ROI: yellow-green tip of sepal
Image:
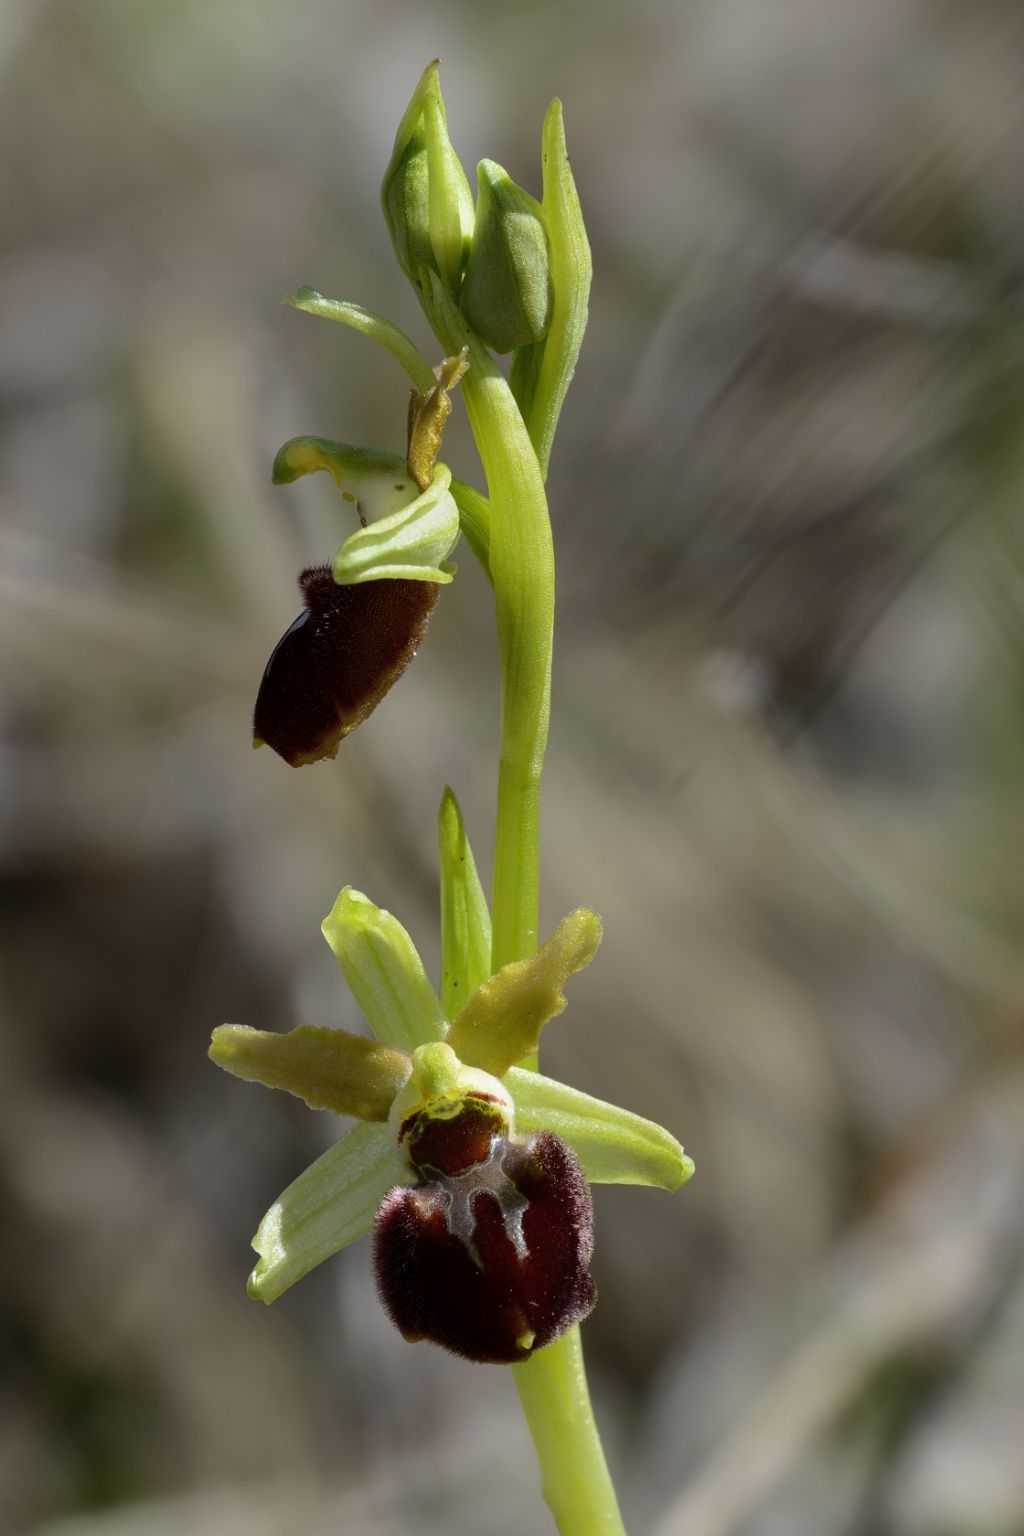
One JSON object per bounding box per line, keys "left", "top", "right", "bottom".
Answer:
{"left": 381, "top": 61, "right": 475, "bottom": 298}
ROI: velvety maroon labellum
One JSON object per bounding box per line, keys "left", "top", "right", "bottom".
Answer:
{"left": 253, "top": 566, "right": 438, "bottom": 766}
{"left": 373, "top": 1119, "right": 596, "bottom": 1365}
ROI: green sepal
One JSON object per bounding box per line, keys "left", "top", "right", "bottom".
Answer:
{"left": 332, "top": 462, "right": 459, "bottom": 586}
{"left": 381, "top": 61, "right": 474, "bottom": 299}
{"left": 506, "top": 1067, "right": 694, "bottom": 1192}
{"left": 284, "top": 287, "right": 436, "bottom": 393}
{"left": 438, "top": 785, "right": 493, "bottom": 1018}
{"left": 248, "top": 1121, "right": 403, "bottom": 1303}
{"left": 460, "top": 159, "right": 552, "bottom": 355}
{"left": 209, "top": 1023, "right": 410, "bottom": 1121}
{"left": 509, "top": 100, "right": 592, "bottom": 478}
{"left": 321, "top": 887, "right": 447, "bottom": 1055}
{"left": 446, "top": 909, "right": 602, "bottom": 1077}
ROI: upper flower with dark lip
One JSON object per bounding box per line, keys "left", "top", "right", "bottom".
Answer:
{"left": 253, "top": 436, "right": 460, "bottom": 766}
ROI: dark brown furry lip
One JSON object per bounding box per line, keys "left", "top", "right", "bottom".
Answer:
{"left": 253, "top": 566, "right": 439, "bottom": 766}
{"left": 373, "top": 1125, "right": 596, "bottom": 1365}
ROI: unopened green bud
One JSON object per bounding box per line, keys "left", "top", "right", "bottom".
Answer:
{"left": 459, "top": 159, "right": 552, "bottom": 355}
{"left": 381, "top": 61, "right": 474, "bottom": 297}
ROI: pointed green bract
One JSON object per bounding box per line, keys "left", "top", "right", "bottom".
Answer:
{"left": 506, "top": 1067, "right": 694, "bottom": 1191}
{"left": 446, "top": 908, "right": 602, "bottom": 1077}
{"left": 249, "top": 1121, "right": 403, "bottom": 1303}
{"left": 333, "top": 462, "right": 459, "bottom": 585}
{"left": 209, "top": 1023, "right": 409, "bottom": 1121}
{"left": 438, "top": 786, "right": 493, "bottom": 1018}
{"left": 509, "top": 100, "right": 592, "bottom": 478}
{"left": 460, "top": 159, "right": 552, "bottom": 355}
{"left": 321, "top": 888, "right": 447, "bottom": 1055}
{"left": 285, "top": 287, "right": 436, "bottom": 393}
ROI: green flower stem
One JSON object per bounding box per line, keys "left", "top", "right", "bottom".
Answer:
{"left": 424, "top": 276, "right": 624, "bottom": 1536}
{"left": 469, "top": 355, "right": 553, "bottom": 974}
{"left": 427, "top": 274, "right": 554, "bottom": 972}
{"left": 512, "top": 1326, "right": 627, "bottom": 1536}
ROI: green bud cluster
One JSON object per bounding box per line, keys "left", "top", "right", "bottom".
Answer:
{"left": 380, "top": 63, "right": 590, "bottom": 472}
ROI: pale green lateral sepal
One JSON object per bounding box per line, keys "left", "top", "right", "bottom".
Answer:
{"left": 321, "top": 887, "right": 447, "bottom": 1054}
{"left": 209, "top": 1024, "right": 410, "bottom": 1121}
{"left": 438, "top": 786, "right": 493, "bottom": 1018}
{"left": 333, "top": 462, "right": 459, "bottom": 586}
{"left": 248, "top": 1121, "right": 403, "bottom": 1303}
{"left": 285, "top": 287, "right": 436, "bottom": 393}
{"left": 506, "top": 1066, "right": 694, "bottom": 1192}
{"left": 446, "top": 909, "right": 602, "bottom": 1077}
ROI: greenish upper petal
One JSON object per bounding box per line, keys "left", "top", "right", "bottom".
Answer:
{"left": 505, "top": 1066, "right": 694, "bottom": 1192}
{"left": 209, "top": 1023, "right": 410, "bottom": 1121}
{"left": 321, "top": 887, "right": 447, "bottom": 1055}
{"left": 248, "top": 1120, "right": 403, "bottom": 1303}
{"left": 446, "top": 908, "right": 601, "bottom": 1077}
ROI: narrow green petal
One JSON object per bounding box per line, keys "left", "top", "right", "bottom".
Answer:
{"left": 438, "top": 786, "right": 493, "bottom": 1019}
{"left": 333, "top": 462, "right": 459, "bottom": 585}
{"left": 505, "top": 1066, "right": 694, "bottom": 1191}
{"left": 209, "top": 1024, "right": 410, "bottom": 1120}
{"left": 446, "top": 908, "right": 601, "bottom": 1077}
{"left": 321, "top": 887, "right": 447, "bottom": 1054}
{"left": 248, "top": 1121, "right": 403, "bottom": 1303}
{"left": 285, "top": 287, "right": 436, "bottom": 393}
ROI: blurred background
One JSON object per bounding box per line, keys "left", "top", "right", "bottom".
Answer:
{"left": 2, "top": 1, "right": 1024, "bottom": 1533}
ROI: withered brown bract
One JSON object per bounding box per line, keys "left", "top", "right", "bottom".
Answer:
{"left": 253, "top": 566, "right": 439, "bottom": 766}
{"left": 373, "top": 1121, "right": 596, "bottom": 1365}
